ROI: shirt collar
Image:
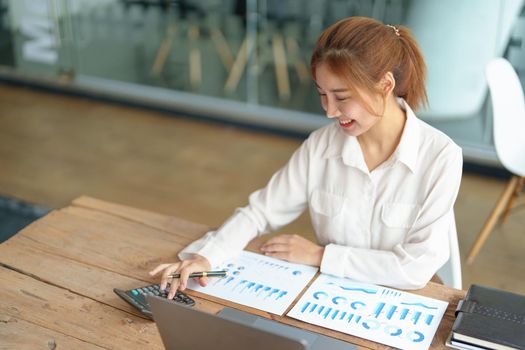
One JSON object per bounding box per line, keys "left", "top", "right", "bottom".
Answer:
{"left": 320, "top": 124, "right": 370, "bottom": 174}
{"left": 321, "top": 98, "right": 419, "bottom": 173}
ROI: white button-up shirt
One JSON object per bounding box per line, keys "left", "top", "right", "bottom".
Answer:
{"left": 179, "top": 99, "right": 463, "bottom": 289}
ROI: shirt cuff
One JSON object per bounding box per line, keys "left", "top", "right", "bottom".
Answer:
{"left": 320, "top": 243, "right": 348, "bottom": 277}
{"left": 178, "top": 231, "right": 230, "bottom": 268}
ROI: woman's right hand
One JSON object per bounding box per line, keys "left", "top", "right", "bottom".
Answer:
{"left": 148, "top": 254, "right": 211, "bottom": 299}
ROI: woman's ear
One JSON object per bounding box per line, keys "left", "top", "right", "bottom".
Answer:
{"left": 380, "top": 71, "right": 396, "bottom": 95}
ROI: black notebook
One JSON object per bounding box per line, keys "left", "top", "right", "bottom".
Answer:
{"left": 448, "top": 284, "right": 525, "bottom": 350}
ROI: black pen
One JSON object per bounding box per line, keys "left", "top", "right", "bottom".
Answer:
{"left": 168, "top": 270, "right": 227, "bottom": 279}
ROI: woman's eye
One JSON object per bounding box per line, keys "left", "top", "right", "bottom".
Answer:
{"left": 336, "top": 96, "right": 350, "bottom": 101}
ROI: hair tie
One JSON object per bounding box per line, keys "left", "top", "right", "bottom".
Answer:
{"left": 386, "top": 24, "right": 400, "bottom": 37}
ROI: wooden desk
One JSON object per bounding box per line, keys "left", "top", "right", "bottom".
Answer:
{"left": 0, "top": 196, "right": 465, "bottom": 349}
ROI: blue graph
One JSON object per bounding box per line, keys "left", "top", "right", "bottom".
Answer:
{"left": 299, "top": 301, "right": 376, "bottom": 324}
{"left": 210, "top": 276, "right": 289, "bottom": 301}
{"left": 400, "top": 302, "right": 438, "bottom": 310}
{"left": 313, "top": 291, "right": 328, "bottom": 300}
{"left": 327, "top": 282, "right": 377, "bottom": 294}
{"left": 332, "top": 296, "right": 347, "bottom": 305}
{"left": 372, "top": 301, "right": 436, "bottom": 326}
{"left": 298, "top": 299, "right": 431, "bottom": 343}
{"left": 381, "top": 289, "right": 401, "bottom": 297}
{"left": 257, "top": 259, "right": 290, "bottom": 270}
{"left": 299, "top": 298, "right": 438, "bottom": 330}
{"left": 221, "top": 258, "right": 309, "bottom": 278}
{"left": 205, "top": 256, "right": 307, "bottom": 303}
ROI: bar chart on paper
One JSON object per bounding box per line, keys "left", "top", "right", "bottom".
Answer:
{"left": 187, "top": 251, "right": 318, "bottom": 315}
{"left": 287, "top": 274, "right": 448, "bottom": 350}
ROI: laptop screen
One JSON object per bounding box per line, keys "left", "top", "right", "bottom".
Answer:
{"left": 147, "top": 295, "right": 306, "bottom": 350}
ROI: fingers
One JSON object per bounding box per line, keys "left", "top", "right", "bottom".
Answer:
{"left": 152, "top": 255, "right": 213, "bottom": 299}
{"left": 260, "top": 234, "right": 323, "bottom": 266}
{"left": 198, "top": 276, "right": 209, "bottom": 287}
{"left": 261, "top": 235, "right": 290, "bottom": 252}
{"left": 167, "top": 277, "right": 181, "bottom": 299}
{"left": 178, "top": 268, "right": 192, "bottom": 291}
{"left": 160, "top": 264, "right": 180, "bottom": 292}
{"left": 149, "top": 262, "right": 180, "bottom": 292}
{"left": 148, "top": 263, "right": 173, "bottom": 277}
{"left": 167, "top": 263, "right": 200, "bottom": 298}
{"left": 261, "top": 235, "right": 294, "bottom": 260}
{"left": 263, "top": 251, "right": 290, "bottom": 261}
{"left": 260, "top": 243, "right": 289, "bottom": 254}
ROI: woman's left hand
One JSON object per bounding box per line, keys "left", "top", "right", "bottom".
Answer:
{"left": 260, "top": 234, "right": 324, "bottom": 266}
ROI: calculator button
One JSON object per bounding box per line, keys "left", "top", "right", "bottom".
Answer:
{"left": 123, "top": 284, "right": 196, "bottom": 316}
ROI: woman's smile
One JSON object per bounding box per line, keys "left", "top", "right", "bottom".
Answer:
{"left": 338, "top": 118, "right": 356, "bottom": 129}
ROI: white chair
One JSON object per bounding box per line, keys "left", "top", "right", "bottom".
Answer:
{"left": 437, "top": 215, "right": 462, "bottom": 289}
{"left": 466, "top": 58, "right": 525, "bottom": 264}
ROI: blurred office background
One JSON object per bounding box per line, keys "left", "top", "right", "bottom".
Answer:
{"left": 0, "top": 0, "right": 524, "bottom": 293}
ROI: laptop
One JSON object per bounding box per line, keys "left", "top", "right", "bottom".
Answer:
{"left": 147, "top": 295, "right": 355, "bottom": 350}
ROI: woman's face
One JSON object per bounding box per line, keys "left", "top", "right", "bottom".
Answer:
{"left": 315, "top": 63, "right": 382, "bottom": 137}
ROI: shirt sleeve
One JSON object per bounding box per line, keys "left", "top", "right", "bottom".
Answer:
{"left": 320, "top": 144, "right": 463, "bottom": 289}
{"left": 178, "top": 138, "right": 311, "bottom": 268}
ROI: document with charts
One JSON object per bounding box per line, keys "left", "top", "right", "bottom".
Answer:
{"left": 186, "top": 251, "right": 318, "bottom": 315}
{"left": 287, "top": 274, "right": 448, "bottom": 350}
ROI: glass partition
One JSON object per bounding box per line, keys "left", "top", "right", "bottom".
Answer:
{"left": 0, "top": 0, "right": 407, "bottom": 113}
{"left": 1, "top": 0, "right": 524, "bottom": 165}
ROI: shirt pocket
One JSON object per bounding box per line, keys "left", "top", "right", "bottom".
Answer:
{"left": 381, "top": 202, "right": 420, "bottom": 229}
{"left": 310, "top": 189, "right": 344, "bottom": 217}
{"left": 309, "top": 189, "right": 345, "bottom": 243}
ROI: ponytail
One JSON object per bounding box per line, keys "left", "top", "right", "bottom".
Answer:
{"left": 395, "top": 26, "right": 428, "bottom": 111}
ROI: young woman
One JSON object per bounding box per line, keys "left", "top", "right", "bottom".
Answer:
{"left": 150, "top": 16, "right": 463, "bottom": 298}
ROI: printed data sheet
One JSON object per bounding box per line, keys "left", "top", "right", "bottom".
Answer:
{"left": 187, "top": 251, "right": 318, "bottom": 315}
{"left": 287, "top": 274, "right": 448, "bottom": 350}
